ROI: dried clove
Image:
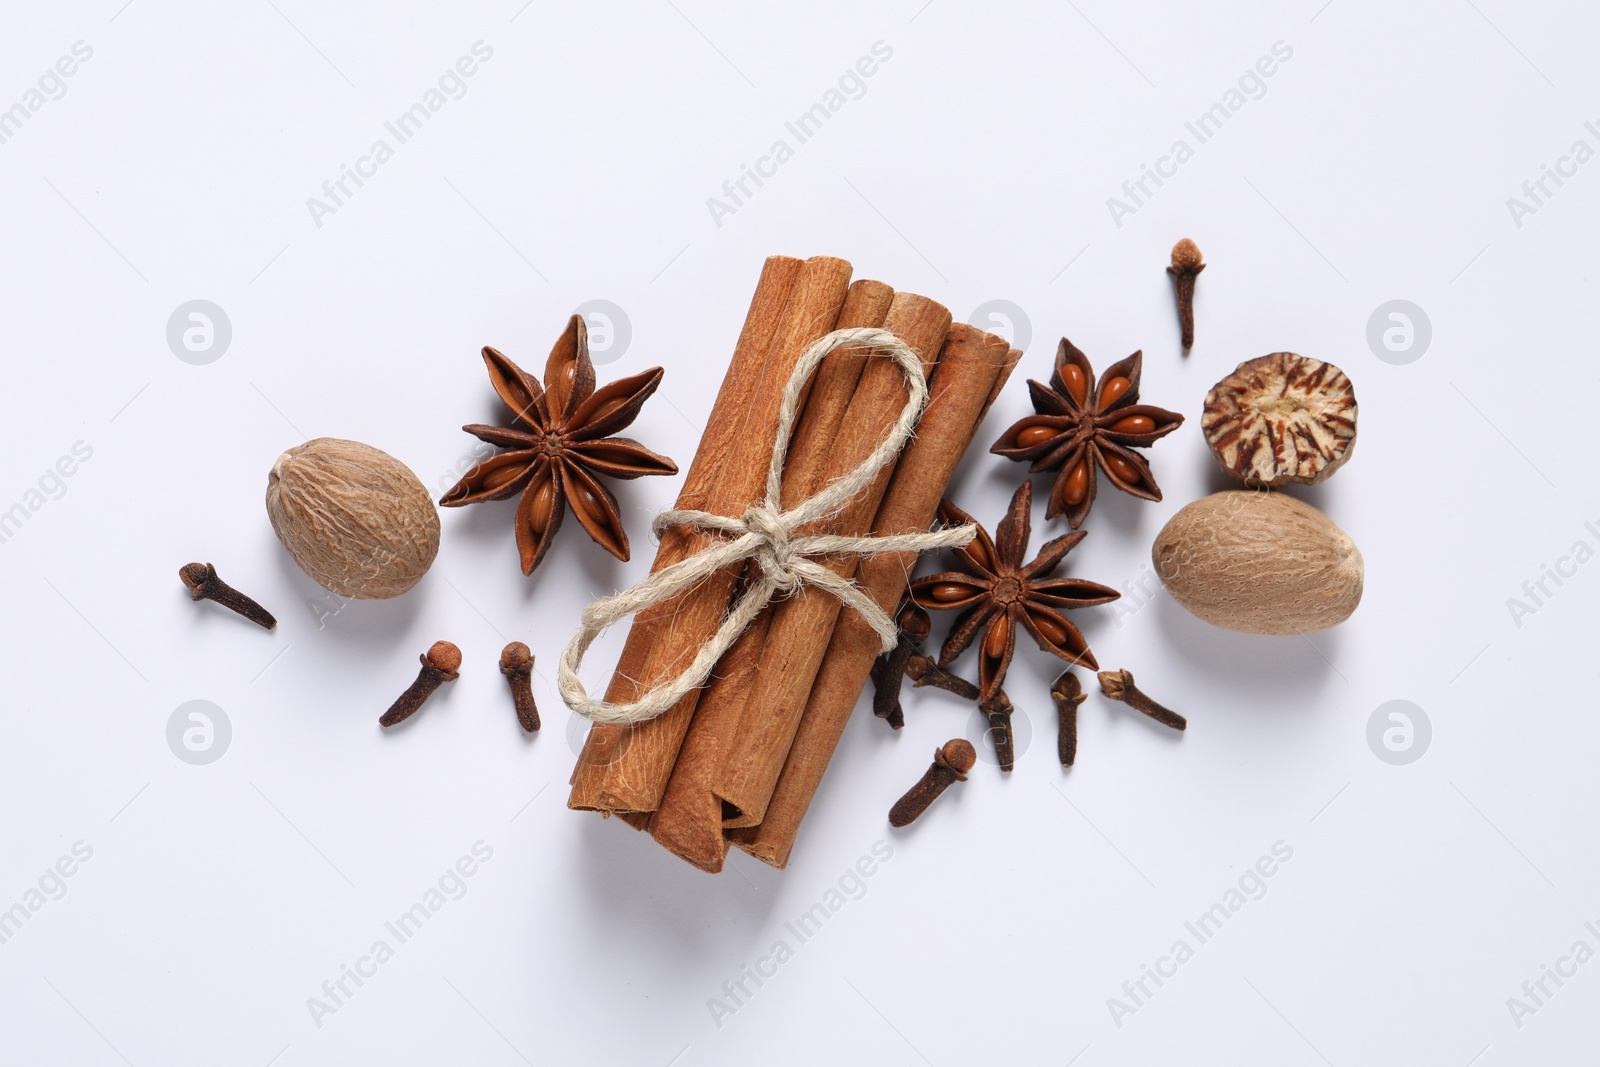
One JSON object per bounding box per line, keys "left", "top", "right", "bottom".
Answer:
{"left": 179, "top": 562, "right": 277, "bottom": 630}
{"left": 870, "top": 602, "right": 928, "bottom": 729}
{"left": 1051, "top": 670, "right": 1086, "bottom": 767}
{"left": 1167, "top": 238, "right": 1205, "bottom": 351}
{"left": 499, "top": 641, "right": 540, "bottom": 732}
{"left": 1097, "top": 668, "right": 1185, "bottom": 731}
{"left": 888, "top": 739, "right": 977, "bottom": 827}
{"left": 380, "top": 641, "right": 461, "bottom": 728}
{"left": 905, "top": 653, "right": 980, "bottom": 701}
{"left": 870, "top": 602, "right": 982, "bottom": 729}
{"left": 979, "top": 689, "right": 1017, "bottom": 772}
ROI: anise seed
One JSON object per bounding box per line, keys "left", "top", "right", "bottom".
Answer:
{"left": 1099, "top": 376, "right": 1132, "bottom": 408}
{"left": 1105, "top": 453, "right": 1140, "bottom": 485}
{"left": 929, "top": 583, "right": 973, "bottom": 603}
{"left": 483, "top": 466, "right": 525, "bottom": 490}
{"left": 1109, "top": 414, "right": 1155, "bottom": 435}
{"left": 982, "top": 621, "right": 1008, "bottom": 659}
{"left": 529, "top": 479, "right": 556, "bottom": 525}
{"left": 1061, "top": 364, "right": 1088, "bottom": 407}
{"left": 965, "top": 540, "right": 996, "bottom": 571}
{"left": 1063, "top": 462, "right": 1090, "bottom": 505}
{"left": 1016, "top": 425, "right": 1058, "bottom": 449}
{"left": 1031, "top": 613, "right": 1068, "bottom": 645}
{"left": 589, "top": 396, "right": 631, "bottom": 423}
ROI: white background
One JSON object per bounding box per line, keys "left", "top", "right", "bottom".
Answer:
{"left": 2, "top": 1, "right": 1596, "bottom": 1064}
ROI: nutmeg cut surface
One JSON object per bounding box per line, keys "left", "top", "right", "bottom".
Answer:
{"left": 1152, "top": 490, "right": 1362, "bottom": 634}
{"left": 266, "top": 438, "right": 440, "bottom": 599}
{"left": 1202, "top": 353, "right": 1356, "bottom": 487}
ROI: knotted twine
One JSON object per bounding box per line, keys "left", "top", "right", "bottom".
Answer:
{"left": 558, "top": 327, "right": 977, "bottom": 726}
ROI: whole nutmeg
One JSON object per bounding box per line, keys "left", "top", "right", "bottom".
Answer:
{"left": 266, "top": 438, "right": 440, "bottom": 600}
{"left": 1152, "top": 490, "right": 1362, "bottom": 634}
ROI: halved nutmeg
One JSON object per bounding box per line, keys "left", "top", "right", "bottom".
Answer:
{"left": 1201, "top": 353, "right": 1357, "bottom": 487}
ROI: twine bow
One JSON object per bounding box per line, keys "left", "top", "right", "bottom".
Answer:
{"left": 558, "top": 327, "right": 977, "bottom": 726}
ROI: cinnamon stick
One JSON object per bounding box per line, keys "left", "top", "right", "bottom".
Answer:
{"left": 645, "top": 618, "right": 764, "bottom": 870}
{"left": 988, "top": 348, "right": 1024, "bottom": 418}
{"left": 568, "top": 254, "right": 805, "bottom": 812}
{"left": 646, "top": 279, "right": 895, "bottom": 870}
{"left": 729, "top": 323, "right": 1016, "bottom": 867}
{"left": 713, "top": 294, "right": 952, "bottom": 828}
{"left": 573, "top": 255, "right": 854, "bottom": 815}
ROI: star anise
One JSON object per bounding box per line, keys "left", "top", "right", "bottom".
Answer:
{"left": 441, "top": 315, "right": 677, "bottom": 575}
{"left": 910, "top": 480, "right": 1119, "bottom": 702}
{"left": 991, "top": 338, "right": 1183, "bottom": 528}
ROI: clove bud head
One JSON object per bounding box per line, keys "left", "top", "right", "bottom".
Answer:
{"left": 424, "top": 640, "right": 462, "bottom": 675}
{"left": 499, "top": 641, "right": 532, "bottom": 673}
{"left": 1097, "top": 669, "right": 1132, "bottom": 699}
{"left": 178, "top": 562, "right": 213, "bottom": 595}
{"left": 1169, "top": 238, "right": 1204, "bottom": 272}
{"left": 1052, "top": 670, "right": 1086, "bottom": 704}
{"left": 937, "top": 738, "right": 977, "bottom": 777}
{"left": 895, "top": 601, "right": 931, "bottom": 643}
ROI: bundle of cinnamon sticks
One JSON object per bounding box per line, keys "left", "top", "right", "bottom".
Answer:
{"left": 567, "top": 255, "right": 1019, "bottom": 871}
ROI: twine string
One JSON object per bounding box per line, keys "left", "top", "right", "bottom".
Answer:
{"left": 557, "top": 327, "right": 976, "bottom": 726}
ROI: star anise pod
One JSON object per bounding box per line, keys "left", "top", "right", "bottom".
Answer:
{"left": 441, "top": 315, "right": 677, "bottom": 575}
{"left": 991, "top": 338, "right": 1183, "bottom": 528}
{"left": 910, "top": 480, "right": 1119, "bottom": 702}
